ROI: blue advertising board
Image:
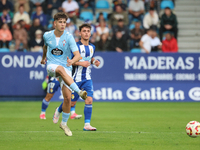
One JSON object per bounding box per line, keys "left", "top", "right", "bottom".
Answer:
{"left": 0, "top": 52, "right": 200, "bottom": 101}
{"left": 0, "top": 52, "right": 47, "bottom": 96}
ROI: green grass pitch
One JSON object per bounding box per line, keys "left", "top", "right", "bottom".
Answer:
{"left": 0, "top": 101, "right": 200, "bottom": 150}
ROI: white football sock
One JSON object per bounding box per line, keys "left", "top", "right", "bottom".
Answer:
{"left": 41, "top": 111, "right": 45, "bottom": 115}
{"left": 61, "top": 121, "right": 67, "bottom": 126}
{"left": 85, "top": 123, "right": 90, "bottom": 126}
{"left": 71, "top": 110, "right": 75, "bottom": 115}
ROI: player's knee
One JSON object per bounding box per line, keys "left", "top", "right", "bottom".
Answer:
{"left": 45, "top": 93, "right": 54, "bottom": 101}
{"left": 63, "top": 94, "right": 71, "bottom": 103}
{"left": 85, "top": 97, "right": 93, "bottom": 104}
{"left": 44, "top": 96, "right": 51, "bottom": 102}
{"left": 64, "top": 97, "right": 71, "bottom": 105}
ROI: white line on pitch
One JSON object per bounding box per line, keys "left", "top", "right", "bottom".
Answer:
{"left": 0, "top": 131, "right": 185, "bottom": 134}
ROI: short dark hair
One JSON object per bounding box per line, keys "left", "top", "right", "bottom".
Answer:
{"left": 118, "top": 18, "right": 124, "bottom": 22}
{"left": 54, "top": 12, "right": 68, "bottom": 21}
{"left": 115, "top": 4, "right": 122, "bottom": 9}
{"left": 147, "top": 28, "right": 155, "bottom": 32}
{"left": 79, "top": 23, "right": 91, "bottom": 32}
{"left": 2, "top": 7, "right": 8, "bottom": 11}
{"left": 149, "top": 7, "right": 154, "bottom": 11}
{"left": 19, "top": 4, "right": 24, "bottom": 8}
{"left": 165, "top": 7, "right": 171, "bottom": 10}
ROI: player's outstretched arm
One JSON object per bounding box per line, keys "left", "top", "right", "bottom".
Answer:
{"left": 73, "top": 61, "right": 91, "bottom": 68}
{"left": 41, "top": 45, "right": 47, "bottom": 64}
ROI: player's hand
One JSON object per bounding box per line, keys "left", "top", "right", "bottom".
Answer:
{"left": 67, "top": 57, "right": 73, "bottom": 66}
{"left": 116, "top": 47, "right": 123, "bottom": 53}
{"left": 82, "top": 61, "right": 91, "bottom": 67}
{"left": 41, "top": 58, "right": 46, "bottom": 64}
{"left": 93, "top": 60, "right": 100, "bottom": 67}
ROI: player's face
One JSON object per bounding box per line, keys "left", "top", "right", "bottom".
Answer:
{"left": 80, "top": 27, "right": 91, "bottom": 40}
{"left": 54, "top": 18, "right": 66, "bottom": 32}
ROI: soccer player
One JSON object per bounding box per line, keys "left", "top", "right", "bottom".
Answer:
{"left": 41, "top": 12, "right": 87, "bottom": 136}
{"left": 53, "top": 23, "right": 100, "bottom": 131}
{"left": 39, "top": 76, "right": 60, "bottom": 119}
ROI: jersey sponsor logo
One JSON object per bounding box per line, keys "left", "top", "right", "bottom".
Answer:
{"left": 82, "top": 56, "right": 92, "bottom": 61}
{"left": 51, "top": 48, "right": 63, "bottom": 56}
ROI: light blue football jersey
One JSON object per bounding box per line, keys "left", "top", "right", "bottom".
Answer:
{"left": 43, "top": 30, "right": 78, "bottom": 71}
{"left": 72, "top": 41, "right": 95, "bottom": 82}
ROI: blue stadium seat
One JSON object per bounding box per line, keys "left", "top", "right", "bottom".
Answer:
{"left": 0, "top": 48, "right": 10, "bottom": 52}
{"left": 80, "top": 11, "right": 94, "bottom": 21}
{"left": 129, "top": 24, "right": 135, "bottom": 30}
{"left": 160, "top": 0, "right": 174, "bottom": 9}
{"left": 96, "top": 12, "right": 108, "bottom": 20}
{"left": 96, "top": 0, "right": 110, "bottom": 9}
{"left": 130, "top": 48, "right": 141, "bottom": 53}
{"left": 129, "top": 24, "right": 143, "bottom": 30}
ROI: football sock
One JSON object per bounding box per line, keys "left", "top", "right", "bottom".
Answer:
{"left": 61, "top": 112, "right": 70, "bottom": 126}
{"left": 69, "top": 83, "right": 80, "bottom": 94}
{"left": 71, "top": 105, "right": 76, "bottom": 115}
{"left": 41, "top": 99, "right": 50, "bottom": 112}
{"left": 58, "top": 102, "right": 63, "bottom": 113}
{"left": 84, "top": 104, "right": 92, "bottom": 125}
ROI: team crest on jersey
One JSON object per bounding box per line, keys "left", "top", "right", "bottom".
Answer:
{"left": 50, "top": 88, "right": 53, "bottom": 93}
{"left": 90, "top": 49, "right": 93, "bottom": 54}
{"left": 71, "top": 94, "right": 74, "bottom": 99}
{"left": 62, "top": 40, "right": 66, "bottom": 46}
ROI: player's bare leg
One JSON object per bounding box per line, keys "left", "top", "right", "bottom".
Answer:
{"left": 59, "top": 85, "right": 72, "bottom": 136}
{"left": 40, "top": 93, "right": 54, "bottom": 119}
{"left": 55, "top": 66, "right": 87, "bottom": 100}
{"left": 83, "top": 97, "right": 96, "bottom": 131}
{"left": 44, "top": 93, "right": 54, "bottom": 102}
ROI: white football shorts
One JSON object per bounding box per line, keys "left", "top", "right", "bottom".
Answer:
{"left": 47, "top": 64, "right": 72, "bottom": 91}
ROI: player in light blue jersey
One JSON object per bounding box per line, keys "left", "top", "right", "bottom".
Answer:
{"left": 53, "top": 23, "right": 100, "bottom": 131}
{"left": 41, "top": 12, "right": 87, "bottom": 136}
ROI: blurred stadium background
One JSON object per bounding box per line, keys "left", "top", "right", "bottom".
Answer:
{"left": 0, "top": 0, "right": 200, "bottom": 149}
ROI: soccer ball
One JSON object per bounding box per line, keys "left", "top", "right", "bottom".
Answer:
{"left": 185, "top": 121, "right": 200, "bottom": 138}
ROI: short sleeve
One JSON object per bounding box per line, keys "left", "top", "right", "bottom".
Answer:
{"left": 141, "top": 35, "right": 146, "bottom": 42}
{"left": 128, "top": 1, "right": 132, "bottom": 10}
{"left": 92, "top": 45, "right": 96, "bottom": 57}
{"left": 140, "top": 1, "right": 144, "bottom": 10}
{"left": 157, "top": 38, "right": 161, "bottom": 44}
{"left": 105, "top": 27, "right": 109, "bottom": 33}
{"left": 74, "top": 1, "right": 79, "bottom": 9}
{"left": 69, "top": 35, "right": 78, "bottom": 52}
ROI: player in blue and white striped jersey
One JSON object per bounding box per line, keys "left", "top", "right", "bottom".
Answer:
{"left": 55, "top": 23, "right": 100, "bottom": 131}
{"left": 40, "top": 76, "right": 60, "bottom": 120}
